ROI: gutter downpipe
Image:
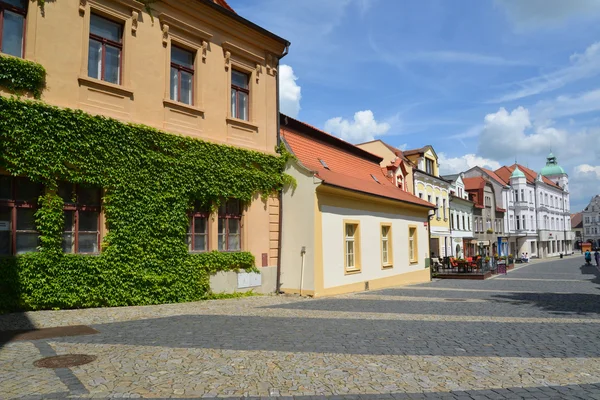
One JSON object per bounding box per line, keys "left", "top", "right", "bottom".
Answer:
{"left": 275, "top": 43, "right": 290, "bottom": 294}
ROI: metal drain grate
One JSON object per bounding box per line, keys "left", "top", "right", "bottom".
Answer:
{"left": 34, "top": 354, "right": 97, "bottom": 369}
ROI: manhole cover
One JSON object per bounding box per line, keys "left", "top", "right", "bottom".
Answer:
{"left": 445, "top": 298, "right": 467, "bottom": 302}
{"left": 34, "top": 354, "right": 97, "bottom": 369}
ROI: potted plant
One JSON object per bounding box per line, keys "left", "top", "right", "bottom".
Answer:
{"left": 486, "top": 228, "right": 494, "bottom": 234}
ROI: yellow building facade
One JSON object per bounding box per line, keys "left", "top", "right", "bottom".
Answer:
{"left": 0, "top": 0, "right": 289, "bottom": 292}
{"left": 403, "top": 146, "right": 451, "bottom": 257}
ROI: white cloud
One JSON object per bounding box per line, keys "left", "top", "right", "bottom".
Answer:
{"left": 535, "top": 88, "right": 600, "bottom": 120}
{"left": 496, "top": 0, "right": 600, "bottom": 28}
{"left": 477, "top": 106, "right": 569, "bottom": 160}
{"left": 324, "top": 110, "right": 390, "bottom": 143}
{"left": 438, "top": 153, "right": 501, "bottom": 175}
{"left": 406, "top": 51, "right": 527, "bottom": 66}
{"left": 490, "top": 42, "right": 600, "bottom": 103}
{"left": 397, "top": 143, "right": 408, "bottom": 151}
{"left": 574, "top": 164, "right": 600, "bottom": 180}
{"left": 279, "top": 65, "right": 302, "bottom": 118}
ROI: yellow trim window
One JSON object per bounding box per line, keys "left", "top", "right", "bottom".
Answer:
{"left": 409, "top": 226, "right": 418, "bottom": 263}
{"left": 381, "top": 223, "right": 393, "bottom": 268}
{"left": 344, "top": 221, "right": 360, "bottom": 273}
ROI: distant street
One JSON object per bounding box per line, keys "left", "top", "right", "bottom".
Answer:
{"left": 2, "top": 255, "right": 600, "bottom": 399}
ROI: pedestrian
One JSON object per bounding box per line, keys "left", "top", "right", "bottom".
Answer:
{"left": 595, "top": 249, "right": 600, "bottom": 267}
{"left": 525, "top": 252, "right": 529, "bottom": 263}
{"left": 585, "top": 250, "right": 592, "bottom": 265}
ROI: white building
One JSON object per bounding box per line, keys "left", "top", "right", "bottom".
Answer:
{"left": 583, "top": 195, "right": 600, "bottom": 248}
{"left": 463, "top": 153, "right": 574, "bottom": 258}
{"left": 279, "top": 115, "right": 435, "bottom": 297}
{"left": 442, "top": 173, "right": 475, "bottom": 258}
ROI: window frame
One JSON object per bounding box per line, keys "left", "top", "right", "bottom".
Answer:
{"left": 88, "top": 13, "right": 123, "bottom": 84}
{"left": 408, "top": 225, "right": 418, "bottom": 264}
{"left": 343, "top": 220, "right": 361, "bottom": 274}
{"left": 218, "top": 199, "right": 242, "bottom": 252}
{"left": 380, "top": 223, "right": 393, "bottom": 269}
{"left": 0, "top": 0, "right": 27, "bottom": 58}
{"left": 0, "top": 176, "right": 41, "bottom": 255}
{"left": 231, "top": 69, "right": 250, "bottom": 121}
{"left": 187, "top": 202, "right": 208, "bottom": 253}
{"left": 60, "top": 183, "right": 102, "bottom": 254}
{"left": 170, "top": 45, "right": 195, "bottom": 105}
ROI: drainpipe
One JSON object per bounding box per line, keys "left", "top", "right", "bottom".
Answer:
{"left": 534, "top": 185, "right": 539, "bottom": 257}
{"left": 275, "top": 43, "right": 290, "bottom": 294}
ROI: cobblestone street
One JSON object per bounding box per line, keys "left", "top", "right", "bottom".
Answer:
{"left": 2, "top": 256, "right": 600, "bottom": 399}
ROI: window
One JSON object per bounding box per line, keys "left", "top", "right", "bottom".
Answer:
{"left": 344, "top": 221, "right": 360, "bottom": 272}
{"left": 59, "top": 183, "right": 101, "bottom": 254}
{"left": 218, "top": 199, "right": 242, "bottom": 251}
{"left": 442, "top": 199, "right": 446, "bottom": 219}
{"left": 0, "top": 176, "right": 42, "bottom": 255}
{"left": 425, "top": 158, "right": 434, "bottom": 174}
{"left": 187, "top": 201, "right": 208, "bottom": 252}
{"left": 585, "top": 217, "right": 590, "bottom": 224}
{"left": 486, "top": 218, "right": 491, "bottom": 231}
{"left": 545, "top": 193, "right": 548, "bottom": 206}
{"left": 381, "top": 224, "right": 392, "bottom": 268}
{"left": 509, "top": 215, "right": 514, "bottom": 230}
{"left": 451, "top": 214, "right": 455, "bottom": 229}
{"left": 523, "top": 217, "right": 526, "bottom": 231}
{"left": 516, "top": 216, "right": 520, "bottom": 231}
{"left": 467, "top": 216, "right": 471, "bottom": 230}
{"left": 88, "top": 14, "right": 123, "bottom": 84}
{"left": 0, "top": 0, "right": 27, "bottom": 57}
{"left": 231, "top": 70, "right": 249, "bottom": 121}
{"left": 436, "top": 197, "right": 440, "bottom": 218}
{"left": 408, "top": 226, "right": 417, "bottom": 263}
{"left": 530, "top": 191, "right": 533, "bottom": 203}
{"left": 462, "top": 215, "right": 465, "bottom": 231}
{"left": 427, "top": 194, "right": 432, "bottom": 204}
{"left": 530, "top": 216, "right": 534, "bottom": 231}
{"left": 170, "top": 46, "right": 194, "bottom": 105}
{"left": 520, "top": 189, "right": 524, "bottom": 202}
{"left": 418, "top": 193, "right": 423, "bottom": 199}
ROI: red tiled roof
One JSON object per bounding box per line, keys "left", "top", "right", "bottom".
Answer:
{"left": 463, "top": 177, "right": 486, "bottom": 190}
{"left": 496, "top": 207, "right": 506, "bottom": 213}
{"left": 480, "top": 167, "right": 506, "bottom": 186}
{"left": 214, "top": 0, "right": 235, "bottom": 13}
{"left": 571, "top": 212, "right": 583, "bottom": 229}
{"left": 494, "top": 164, "right": 561, "bottom": 189}
{"left": 280, "top": 116, "right": 434, "bottom": 209}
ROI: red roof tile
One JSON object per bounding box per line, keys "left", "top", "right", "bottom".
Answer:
{"left": 280, "top": 116, "right": 434, "bottom": 209}
{"left": 494, "top": 164, "right": 561, "bottom": 189}
{"left": 463, "top": 177, "right": 486, "bottom": 191}
{"left": 214, "top": 0, "right": 235, "bottom": 13}
{"left": 480, "top": 167, "right": 507, "bottom": 186}
{"left": 571, "top": 212, "right": 583, "bottom": 229}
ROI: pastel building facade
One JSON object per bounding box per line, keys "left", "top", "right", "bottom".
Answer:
{"left": 280, "top": 116, "right": 434, "bottom": 297}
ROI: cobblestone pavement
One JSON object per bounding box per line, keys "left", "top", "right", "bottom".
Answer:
{"left": 2, "top": 255, "right": 600, "bottom": 399}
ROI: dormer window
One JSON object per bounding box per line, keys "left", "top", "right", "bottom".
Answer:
{"left": 318, "top": 159, "right": 329, "bottom": 170}
{"left": 370, "top": 174, "right": 380, "bottom": 184}
{"left": 425, "top": 158, "right": 434, "bottom": 175}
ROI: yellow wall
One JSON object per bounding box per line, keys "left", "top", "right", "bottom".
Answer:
{"left": 1, "top": 0, "right": 287, "bottom": 268}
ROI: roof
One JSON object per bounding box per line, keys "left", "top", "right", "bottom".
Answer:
{"left": 540, "top": 152, "right": 566, "bottom": 176}
{"left": 494, "top": 164, "right": 562, "bottom": 189}
{"left": 463, "top": 177, "right": 486, "bottom": 191}
{"left": 213, "top": 0, "right": 235, "bottom": 13}
{"left": 403, "top": 145, "right": 438, "bottom": 159}
{"left": 441, "top": 174, "right": 460, "bottom": 183}
{"left": 480, "top": 168, "right": 506, "bottom": 187}
{"left": 510, "top": 165, "right": 526, "bottom": 179}
{"left": 571, "top": 212, "right": 583, "bottom": 229}
{"left": 357, "top": 139, "right": 412, "bottom": 165}
{"left": 280, "top": 115, "right": 434, "bottom": 209}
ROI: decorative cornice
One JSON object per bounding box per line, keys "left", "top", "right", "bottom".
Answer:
{"left": 158, "top": 13, "right": 213, "bottom": 42}
{"left": 221, "top": 41, "right": 265, "bottom": 64}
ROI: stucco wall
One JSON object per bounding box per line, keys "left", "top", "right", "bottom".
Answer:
{"left": 280, "top": 162, "right": 317, "bottom": 294}
{"left": 317, "top": 193, "right": 429, "bottom": 291}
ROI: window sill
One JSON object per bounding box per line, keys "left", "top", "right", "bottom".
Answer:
{"left": 78, "top": 76, "right": 134, "bottom": 97}
{"left": 345, "top": 268, "right": 362, "bottom": 275}
{"left": 163, "top": 99, "right": 204, "bottom": 116}
{"left": 226, "top": 117, "right": 259, "bottom": 131}
{"left": 382, "top": 264, "right": 394, "bottom": 270}
{"left": 409, "top": 260, "right": 419, "bottom": 265}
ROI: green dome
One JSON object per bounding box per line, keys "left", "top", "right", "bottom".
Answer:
{"left": 510, "top": 165, "right": 525, "bottom": 179}
{"left": 540, "top": 152, "right": 566, "bottom": 176}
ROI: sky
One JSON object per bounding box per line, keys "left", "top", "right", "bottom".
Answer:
{"left": 228, "top": 0, "right": 600, "bottom": 212}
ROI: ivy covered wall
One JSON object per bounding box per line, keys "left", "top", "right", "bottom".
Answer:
{"left": 0, "top": 93, "right": 292, "bottom": 312}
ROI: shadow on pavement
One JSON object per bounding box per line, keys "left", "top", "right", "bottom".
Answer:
{"left": 0, "top": 312, "right": 37, "bottom": 350}
{"left": 17, "top": 382, "right": 600, "bottom": 399}
{"left": 489, "top": 292, "right": 600, "bottom": 316}
{"left": 580, "top": 264, "right": 600, "bottom": 285}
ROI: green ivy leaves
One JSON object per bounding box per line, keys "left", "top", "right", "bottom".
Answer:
{"left": 0, "top": 96, "right": 293, "bottom": 312}
{"left": 0, "top": 55, "right": 46, "bottom": 99}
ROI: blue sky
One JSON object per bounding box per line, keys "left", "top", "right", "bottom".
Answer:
{"left": 228, "top": 0, "right": 600, "bottom": 211}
